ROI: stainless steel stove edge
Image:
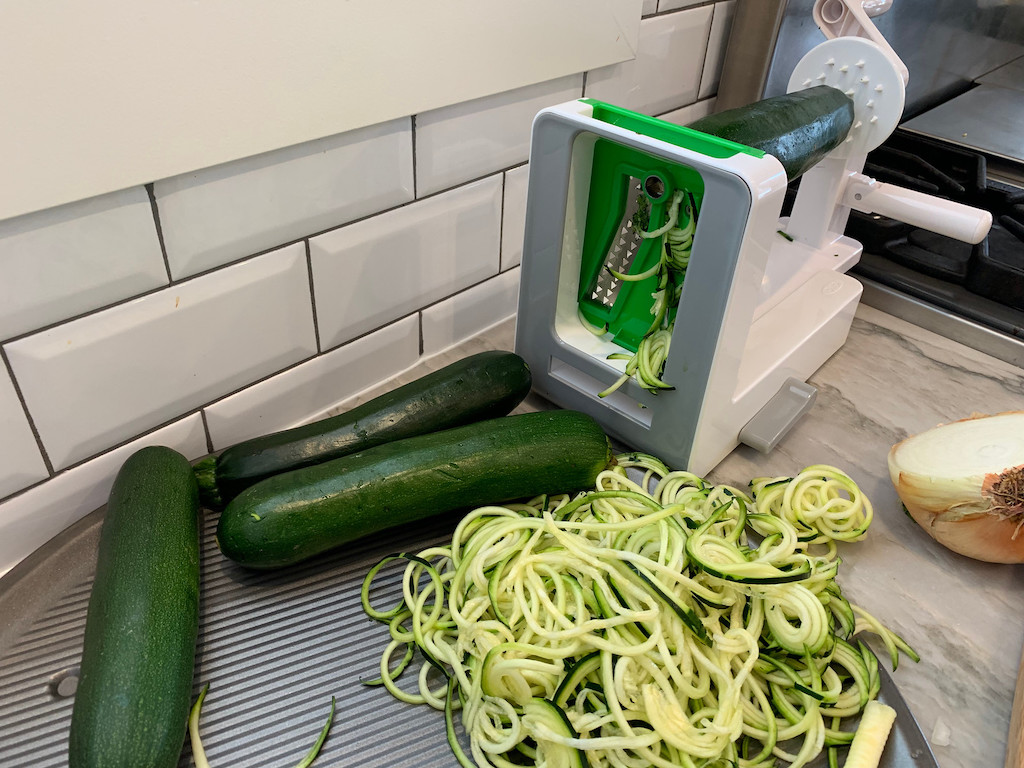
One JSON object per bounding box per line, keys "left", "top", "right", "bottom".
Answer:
{"left": 857, "top": 276, "right": 1024, "bottom": 369}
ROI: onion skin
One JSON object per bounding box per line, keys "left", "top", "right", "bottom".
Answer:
{"left": 888, "top": 411, "right": 1024, "bottom": 564}
{"left": 895, "top": 483, "right": 1024, "bottom": 564}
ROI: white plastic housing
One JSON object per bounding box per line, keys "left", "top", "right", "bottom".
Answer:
{"left": 514, "top": 100, "right": 862, "bottom": 476}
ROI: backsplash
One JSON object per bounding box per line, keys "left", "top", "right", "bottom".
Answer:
{"left": 0, "top": 1, "right": 737, "bottom": 577}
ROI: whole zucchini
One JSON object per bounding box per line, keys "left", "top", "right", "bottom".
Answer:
{"left": 69, "top": 446, "right": 201, "bottom": 768}
{"left": 216, "top": 410, "right": 613, "bottom": 569}
{"left": 687, "top": 85, "right": 854, "bottom": 181}
{"left": 195, "top": 350, "right": 532, "bottom": 508}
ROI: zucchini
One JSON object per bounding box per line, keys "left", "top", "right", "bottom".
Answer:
{"left": 552, "top": 652, "right": 602, "bottom": 709}
{"left": 687, "top": 85, "right": 854, "bottom": 181}
{"left": 521, "top": 698, "right": 588, "bottom": 768}
{"left": 216, "top": 410, "right": 613, "bottom": 569}
{"left": 69, "top": 446, "right": 201, "bottom": 768}
{"left": 195, "top": 350, "right": 532, "bottom": 508}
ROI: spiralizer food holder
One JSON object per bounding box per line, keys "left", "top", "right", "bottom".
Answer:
{"left": 514, "top": 0, "right": 992, "bottom": 476}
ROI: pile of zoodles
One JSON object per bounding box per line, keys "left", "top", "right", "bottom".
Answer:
{"left": 360, "top": 454, "right": 917, "bottom": 768}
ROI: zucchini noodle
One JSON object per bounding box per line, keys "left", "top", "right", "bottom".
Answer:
{"left": 598, "top": 192, "right": 696, "bottom": 398}
{"left": 361, "top": 454, "right": 917, "bottom": 768}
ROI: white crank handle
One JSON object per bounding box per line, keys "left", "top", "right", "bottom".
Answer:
{"left": 844, "top": 173, "right": 993, "bottom": 244}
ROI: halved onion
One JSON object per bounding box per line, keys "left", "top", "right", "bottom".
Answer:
{"left": 888, "top": 411, "right": 1024, "bottom": 563}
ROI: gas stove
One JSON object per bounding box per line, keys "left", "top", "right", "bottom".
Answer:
{"left": 715, "top": 0, "right": 1024, "bottom": 369}
{"left": 846, "top": 128, "right": 1024, "bottom": 368}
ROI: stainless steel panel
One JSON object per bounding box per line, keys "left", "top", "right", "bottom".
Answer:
{"left": 902, "top": 84, "right": 1024, "bottom": 163}
{"left": 715, "top": 0, "right": 787, "bottom": 111}
{"left": 720, "top": 0, "right": 1024, "bottom": 118}
{"left": 977, "top": 55, "right": 1024, "bottom": 91}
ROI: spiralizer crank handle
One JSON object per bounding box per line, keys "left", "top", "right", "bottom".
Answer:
{"left": 844, "top": 173, "right": 992, "bottom": 245}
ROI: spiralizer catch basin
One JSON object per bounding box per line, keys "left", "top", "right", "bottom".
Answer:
{"left": 514, "top": 99, "right": 862, "bottom": 476}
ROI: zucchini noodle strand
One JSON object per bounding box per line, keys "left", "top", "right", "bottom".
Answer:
{"left": 360, "top": 456, "right": 916, "bottom": 768}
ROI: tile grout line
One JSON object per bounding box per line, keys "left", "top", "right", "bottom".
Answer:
{"left": 653, "top": 0, "right": 719, "bottom": 16}
{"left": 147, "top": 183, "right": 174, "bottom": 284}
{"left": 0, "top": 346, "right": 55, "bottom": 479}
{"left": 198, "top": 409, "right": 215, "bottom": 455}
{"left": 695, "top": 1, "right": 718, "bottom": 101}
{"left": 417, "top": 312, "right": 425, "bottom": 356}
{"left": 411, "top": 115, "right": 419, "bottom": 200}
{"left": 304, "top": 239, "right": 322, "bottom": 353}
{"left": 498, "top": 171, "right": 507, "bottom": 273}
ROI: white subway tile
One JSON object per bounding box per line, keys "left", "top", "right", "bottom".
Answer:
{"left": 657, "top": 97, "right": 718, "bottom": 126}
{"left": 642, "top": 0, "right": 659, "bottom": 15}
{"left": 421, "top": 269, "right": 521, "bottom": 356}
{"left": 0, "top": 414, "right": 207, "bottom": 579}
{"left": 0, "top": 187, "right": 166, "bottom": 340}
{"left": 311, "top": 176, "right": 502, "bottom": 350}
{"left": 501, "top": 165, "right": 530, "bottom": 271}
{"left": 416, "top": 75, "right": 583, "bottom": 197}
{"left": 154, "top": 119, "right": 415, "bottom": 279}
{"left": 5, "top": 244, "right": 316, "bottom": 470}
{"left": 0, "top": 364, "right": 47, "bottom": 499}
{"left": 205, "top": 315, "right": 420, "bottom": 450}
{"left": 699, "top": 1, "right": 736, "bottom": 99}
{"left": 585, "top": 7, "right": 714, "bottom": 116}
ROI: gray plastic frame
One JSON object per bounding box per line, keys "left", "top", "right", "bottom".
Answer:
{"left": 514, "top": 105, "right": 758, "bottom": 471}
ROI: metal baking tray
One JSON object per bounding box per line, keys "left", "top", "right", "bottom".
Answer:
{"left": 0, "top": 502, "right": 940, "bottom": 768}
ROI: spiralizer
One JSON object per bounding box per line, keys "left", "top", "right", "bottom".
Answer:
{"left": 513, "top": 0, "right": 992, "bottom": 476}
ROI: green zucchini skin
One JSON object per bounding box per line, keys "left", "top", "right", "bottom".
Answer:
{"left": 216, "top": 410, "right": 613, "bottom": 569}
{"left": 69, "top": 446, "right": 201, "bottom": 768}
{"left": 196, "top": 350, "right": 532, "bottom": 508}
{"left": 687, "top": 86, "right": 854, "bottom": 181}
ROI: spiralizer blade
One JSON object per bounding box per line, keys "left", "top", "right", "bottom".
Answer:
{"left": 575, "top": 138, "right": 702, "bottom": 358}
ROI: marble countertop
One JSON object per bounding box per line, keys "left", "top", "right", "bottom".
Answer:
{"left": 710, "top": 305, "right": 1024, "bottom": 768}
{"left": 359, "top": 304, "right": 1024, "bottom": 768}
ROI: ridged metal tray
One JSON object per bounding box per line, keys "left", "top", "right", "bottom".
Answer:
{"left": 0, "top": 505, "right": 466, "bottom": 768}
{"left": 0, "top": 503, "right": 940, "bottom": 768}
